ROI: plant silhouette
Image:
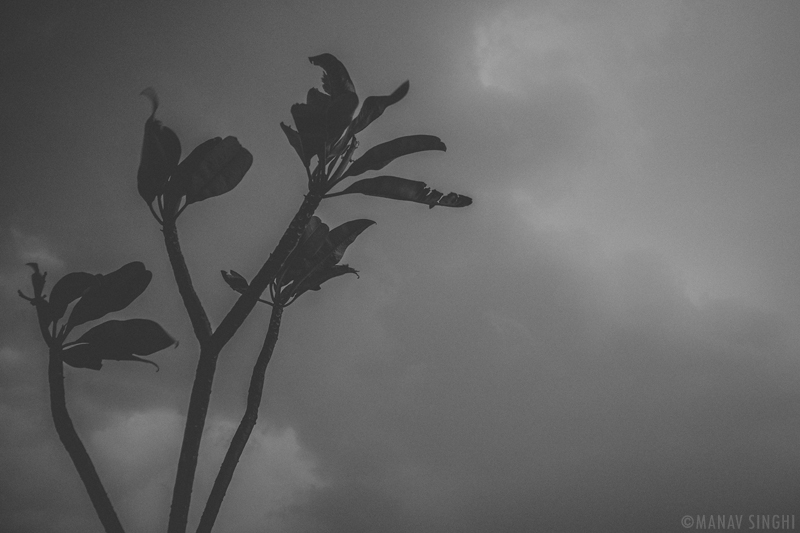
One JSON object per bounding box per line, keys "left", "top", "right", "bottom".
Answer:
{"left": 21, "top": 53, "right": 471, "bottom": 533}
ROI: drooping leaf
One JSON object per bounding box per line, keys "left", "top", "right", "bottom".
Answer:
{"left": 308, "top": 54, "right": 356, "bottom": 98}
{"left": 185, "top": 137, "right": 253, "bottom": 204}
{"left": 343, "top": 135, "right": 446, "bottom": 178}
{"left": 351, "top": 80, "right": 409, "bottom": 135}
{"left": 333, "top": 176, "right": 473, "bottom": 208}
{"left": 280, "top": 123, "right": 307, "bottom": 168}
{"left": 294, "top": 264, "right": 359, "bottom": 296}
{"left": 48, "top": 272, "right": 99, "bottom": 322}
{"left": 76, "top": 318, "right": 176, "bottom": 356}
{"left": 137, "top": 88, "right": 181, "bottom": 204}
{"left": 286, "top": 219, "right": 374, "bottom": 296}
{"left": 221, "top": 270, "right": 249, "bottom": 293}
{"left": 67, "top": 262, "right": 152, "bottom": 329}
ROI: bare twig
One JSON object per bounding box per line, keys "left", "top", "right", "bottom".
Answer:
{"left": 196, "top": 303, "right": 284, "bottom": 533}
{"left": 167, "top": 190, "right": 322, "bottom": 533}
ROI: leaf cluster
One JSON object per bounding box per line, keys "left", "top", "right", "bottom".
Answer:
{"left": 20, "top": 262, "right": 176, "bottom": 370}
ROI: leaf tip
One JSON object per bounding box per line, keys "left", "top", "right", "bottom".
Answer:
{"left": 140, "top": 87, "right": 159, "bottom": 117}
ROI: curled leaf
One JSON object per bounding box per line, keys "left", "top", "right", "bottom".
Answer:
{"left": 138, "top": 88, "right": 181, "bottom": 204}
{"left": 351, "top": 80, "right": 409, "bottom": 135}
{"left": 48, "top": 272, "right": 99, "bottom": 322}
{"left": 331, "top": 176, "right": 472, "bottom": 208}
{"left": 185, "top": 137, "right": 254, "bottom": 204}
{"left": 343, "top": 135, "right": 446, "bottom": 178}
{"left": 309, "top": 54, "right": 356, "bottom": 98}
{"left": 67, "top": 262, "right": 152, "bottom": 329}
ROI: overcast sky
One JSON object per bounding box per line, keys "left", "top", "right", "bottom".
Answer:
{"left": 2, "top": 1, "right": 800, "bottom": 532}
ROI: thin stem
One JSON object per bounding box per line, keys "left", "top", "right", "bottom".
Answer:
{"left": 162, "top": 222, "right": 212, "bottom": 345}
{"left": 196, "top": 303, "right": 284, "bottom": 533}
{"left": 49, "top": 349, "right": 125, "bottom": 533}
{"left": 167, "top": 190, "right": 323, "bottom": 533}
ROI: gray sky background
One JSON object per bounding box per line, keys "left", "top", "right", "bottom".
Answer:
{"left": 2, "top": 1, "right": 800, "bottom": 532}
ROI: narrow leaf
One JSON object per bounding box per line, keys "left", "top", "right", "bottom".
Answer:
{"left": 48, "top": 272, "right": 99, "bottom": 322}
{"left": 344, "top": 135, "right": 446, "bottom": 178}
{"left": 137, "top": 88, "right": 181, "bottom": 204}
{"left": 333, "top": 176, "right": 473, "bottom": 208}
{"left": 185, "top": 137, "right": 254, "bottom": 204}
{"left": 76, "top": 318, "right": 176, "bottom": 355}
{"left": 351, "top": 80, "right": 409, "bottom": 135}
{"left": 67, "top": 262, "right": 152, "bottom": 328}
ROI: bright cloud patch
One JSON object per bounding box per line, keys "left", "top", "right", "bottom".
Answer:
{"left": 89, "top": 409, "right": 322, "bottom": 533}
{"left": 475, "top": 11, "right": 581, "bottom": 93}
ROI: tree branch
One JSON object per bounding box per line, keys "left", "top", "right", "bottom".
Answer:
{"left": 48, "top": 349, "right": 126, "bottom": 533}
{"left": 196, "top": 303, "right": 284, "bottom": 533}
{"left": 167, "top": 190, "right": 322, "bottom": 533}
{"left": 162, "top": 222, "right": 213, "bottom": 345}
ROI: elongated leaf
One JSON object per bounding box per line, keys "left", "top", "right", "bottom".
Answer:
{"left": 221, "top": 270, "right": 249, "bottom": 293}
{"left": 286, "top": 219, "right": 374, "bottom": 296}
{"left": 334, "top": 176, "right": 473, "bottom": 208}
{"left": 138, "top": 88, "right": 181, "bottom": 204}
{"left": 351, "top": 80, "right": 409, "bottom": 135}
{"left": 76, "top": 319, "right": 176, "bottom": 355}
{"left": 60, "top": 342, "right": 161, "bottom": 371}
{"left": 325, "top": 92, "right": 359, "bottom": 149}
{"left": 185, "top": 137, "right": 253, "bottom": 204}
{"left": 294, "top": 264, "right": 359, "bottom": 296}
{"left": 48, "top": 272, "right": 99, "bottom": 322}
{"left": 309, "top": 54, "right": 356, "bottom": 98}
{"left": 60, "top": 344, "right": 106, "bottom": 370}
{"left": 344, "top": 135, "right": 446, "bottom": 178}
{"left": 67, "top": 262, "right": 152, "bottom": 328}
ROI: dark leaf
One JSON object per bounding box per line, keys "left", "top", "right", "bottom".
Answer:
{"left": 60, "top": 341, "right": 162, "bottom": 371}
{"left": 221, "top": 270, "right": 249, "bottom": 293}
{"left": 165, "top": 137, "right": 222, "bottom": 211}
{"left": 185, "top": 137, "right": 253, "bottom": 204}
{"left": 280, "top": 217, "right": 329, "bottom": 284}
{"left": 286, "top": 219, "right": 374, "bottom": 296}
{"left": 290, "top": 90, "right": 329, "bottom": 165}
{"left": 308, "top": 54, "right": 356, "bottom": 98}
{"left": 137, "top": 88, "right": 181, "bottom": 204}
{"left": 294, "top": 264, "right": 359, "bottom": 296}
{"left": 280, "top": 123, "right": 307, "bottom": 168}
{"left": 333, "top": 176, "right": 473, "bottom": 208}
{"left": 76, "top": 318, "right": 176, "bottom": 356}
{"left": 49, "top": 272, "right": 99, "bottom": 322}
{"left": 325, "top": 92, "right": 359, "bottom": 149}
{"left": 351, "top": 80, "right": 409, "bottom": 135}
{"left": 343, "top": 135, "right": 446, "bottom": 178}
{"left": 60, "top": 344, "right": 106, "bottom": 370}
{"left": 67, "top": 262, "right": 152, "bottom": 328}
